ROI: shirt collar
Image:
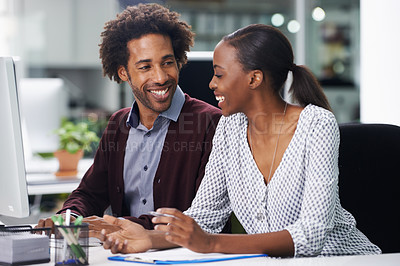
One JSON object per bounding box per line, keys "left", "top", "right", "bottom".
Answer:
{"left": 126, "top": 85, "right": 185, "bottom": 128}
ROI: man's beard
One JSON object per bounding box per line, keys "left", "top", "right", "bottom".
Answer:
{"left": 127, "top": 74, "right": 177, "bottom": 114}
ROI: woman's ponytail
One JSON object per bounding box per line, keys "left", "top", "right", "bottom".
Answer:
{"left": 290, "top": 65, "right": 332, "bottom": 111}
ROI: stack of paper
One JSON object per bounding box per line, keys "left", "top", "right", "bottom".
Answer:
{"left": 0, "top": 233, "right": 50, "bottom": 264}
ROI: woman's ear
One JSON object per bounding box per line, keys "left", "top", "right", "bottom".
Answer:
{"left": 249, "top": 70, "right": 263, "bottom": 89}
{"left": 118, "top": 66, "right": 129, "bottom": 82}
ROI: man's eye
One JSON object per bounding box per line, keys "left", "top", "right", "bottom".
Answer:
{"left": 139, "top": 65, "right": 150, "bottom": 70}
{"left": 215, "top": 74, "right": 222, "bottom": 78}
{"left": 164, "top": 61, "right": 174, "bottom": 66}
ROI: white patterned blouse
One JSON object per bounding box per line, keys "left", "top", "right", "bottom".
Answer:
{"left": 184, "top": 104, "right": 381, "bottom": 257}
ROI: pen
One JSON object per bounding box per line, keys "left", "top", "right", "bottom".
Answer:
{"left": 148, "top": 211, "right": 175, "bottom": 218}
{"left": 73, "top": 215, "right": 83, "bottom": 238}
{"left": 62, "top": 209, "right": 71, "bottom": 262}
{"left": 65, "top": 209, "right": 71, "bottom": 226}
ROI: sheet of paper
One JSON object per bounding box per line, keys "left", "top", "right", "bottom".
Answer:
{"left": 122, "top": 247, "right": 263, "bottom": 261}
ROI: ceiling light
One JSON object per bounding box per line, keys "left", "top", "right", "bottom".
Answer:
{"left": 287, "top": 20, "right": 301, "bottom": 33}
{"left": 271, "top": 13, "right": 284, "bottom": 27}
{"left": 312, "top": 7, "right": 326, "bottom": 21}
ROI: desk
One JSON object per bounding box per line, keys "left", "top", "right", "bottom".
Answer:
{"left": 27, "top": 173, "right": 82, "bottom": 195}
{"left": 26, "top": 158, "right": 93, "bottom": 195}
{"left": 35, "top": 247, "right": 400, "bottom": 266}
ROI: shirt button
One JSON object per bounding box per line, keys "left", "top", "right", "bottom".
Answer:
{"left": 145, "top": 132, "right": 151, "bottom": 137}
{"left": 144, "top": 165, "right": 148, "bottom": 171}
{"left": 157, "top": 179, "right": 161, "bottom": 183}
{"left": 142, "top": 199, "right": 147, "bottom": 205}
{"left": 256, "top": 213, "right": 264, "bottom": 221}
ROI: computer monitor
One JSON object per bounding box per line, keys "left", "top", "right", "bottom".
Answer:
{"left": 179, "top": 52, "right": 218, "bottom": 108}
{"left": 19, "top": 78, "right": 68, "bottom": 156}
{"left": 0, "top": 57, "right": 30, "bottom": 220}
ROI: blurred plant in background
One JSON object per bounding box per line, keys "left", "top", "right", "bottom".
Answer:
{"left": 53, "top": 118, "right": 100, "bottom": 155}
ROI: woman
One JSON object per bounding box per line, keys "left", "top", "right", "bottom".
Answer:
{"left": 101, "top": 24, "right": 381, "bottom": 257}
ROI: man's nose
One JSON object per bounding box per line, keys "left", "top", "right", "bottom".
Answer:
{"left": 153, "top": 66, "right": 169, "bottom": 84}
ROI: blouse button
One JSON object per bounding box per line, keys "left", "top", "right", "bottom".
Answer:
{"left": 256, "top": 212, "right": 264, "bottom": 221}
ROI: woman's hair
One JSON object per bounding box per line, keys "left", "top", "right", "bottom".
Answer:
{"left": 99, "top": 3, "right": 194, "bottom": 83}
{"left": 222, "top": 24, "right": 331, "bottom": 111}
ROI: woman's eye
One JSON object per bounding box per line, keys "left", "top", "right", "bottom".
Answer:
{"left": 215, "top": 74, "right": 222, "bottom": 78}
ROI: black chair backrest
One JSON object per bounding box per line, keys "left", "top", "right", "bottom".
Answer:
{"left": 338, "top": 123, "right": 400, "bottom": 253}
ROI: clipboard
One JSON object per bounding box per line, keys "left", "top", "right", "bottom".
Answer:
{"left": 108, "top": 253, "right": 267, "bottom": 264}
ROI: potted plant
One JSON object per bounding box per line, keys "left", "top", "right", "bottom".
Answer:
{"left": 53, "top": 119, "right": 99, "bottom": 177}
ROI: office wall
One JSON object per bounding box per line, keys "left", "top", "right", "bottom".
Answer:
{"left": 360, "top": 0, "right": 400, "bottom": 126}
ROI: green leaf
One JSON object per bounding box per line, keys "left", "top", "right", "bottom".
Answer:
{"left": 54, "top": 119, "right": 100, "bottom": 154}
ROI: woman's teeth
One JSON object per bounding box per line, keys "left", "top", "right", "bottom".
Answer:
{"left": 216, "top": 96, "right": 225, "bottom": 103}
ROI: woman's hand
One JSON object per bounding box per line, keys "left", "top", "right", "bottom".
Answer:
{"left": 152, "top": 208, "right": 216, "bottom": 253}
{"left": 100, "top": 215, "right": 152, "bottom": 254}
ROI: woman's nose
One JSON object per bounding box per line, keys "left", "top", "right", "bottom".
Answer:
{"left": 209, "top": 76, "right": 217, "bottom": 91}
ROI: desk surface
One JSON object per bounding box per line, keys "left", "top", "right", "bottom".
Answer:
{"left": 35, "top": 246, "right": 400, "bottom": 266}
{"left": 26, "top": 158, "right": 93, "bottom": 195}
{"left": 27, "top": 174, "right": 82, "bottom": 195}
{"left": 24, "top": 158, "right": 400, "bottom": 265}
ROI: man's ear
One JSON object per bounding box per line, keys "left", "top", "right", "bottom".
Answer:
{"left": 118, "top": 66, "right": 129, "bottom": 82}
{"left": 249, "top": 70, "right": 263, "bottom": 89}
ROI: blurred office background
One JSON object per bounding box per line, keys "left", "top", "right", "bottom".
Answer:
{"left": 1, "top": 0, "right": 399, "bottom": 218}
{"left": 2, "top": 0, "right": 361, "bottom": 128}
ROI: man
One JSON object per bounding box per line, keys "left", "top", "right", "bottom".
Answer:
{"left": 37, "top": 3, "right": 221, "bottom": 233}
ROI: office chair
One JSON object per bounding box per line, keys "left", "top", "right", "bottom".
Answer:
{"left": 338, "top": 123, "right": 400, "bottom": 253}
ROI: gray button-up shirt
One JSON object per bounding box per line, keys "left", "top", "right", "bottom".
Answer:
{"left": 123, "top": 86, "right": 185, "bottom": 217}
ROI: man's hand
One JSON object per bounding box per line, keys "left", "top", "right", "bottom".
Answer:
{"left": 35, "top": 214, "right": 120, "bottom": 239}
{"left": 82, "top": 215, "right": 121, "bottom": 239}
{"left": 100, "top": 215, "right": 152, "bottom": 254}
{"left": 35, "top": 214, "right": 76, "bottom": 234}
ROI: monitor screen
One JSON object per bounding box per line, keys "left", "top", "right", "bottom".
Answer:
{"left": 0, "top": 57, "right": 30, "bottom": 219}
{"left": 179, "top": 52, "right": 218, "bottom": 108}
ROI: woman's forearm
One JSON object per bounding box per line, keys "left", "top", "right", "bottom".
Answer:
{"left": 210, "top": 229, "right": 294, "bottom": 257}
{"left": 151, "top": 209, "right": 294, "bottom": 256}
{"left": 148, "top": 229, "right": 179, "bottom": 249}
